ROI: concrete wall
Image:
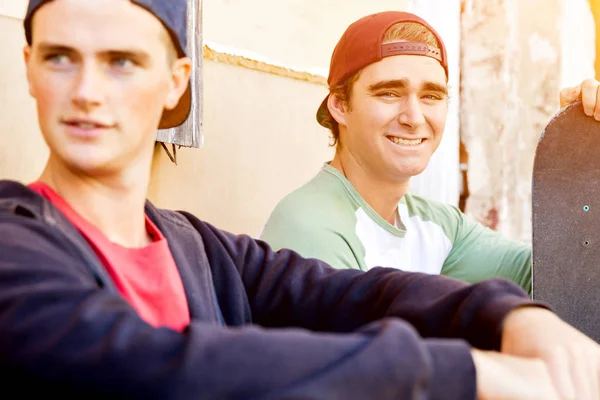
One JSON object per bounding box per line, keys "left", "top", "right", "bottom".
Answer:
{"left": 461, "top": 0, "right": 595, "bottom": 242}
{"left": 148, "top": 61, "right": 332, "bottom": 235}
{"left": 204, "top": 0, "right": 410, "bottom": 73}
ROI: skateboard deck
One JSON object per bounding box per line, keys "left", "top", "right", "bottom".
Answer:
{"left": 532, "top": 100, "right": 600, "bottom": 342}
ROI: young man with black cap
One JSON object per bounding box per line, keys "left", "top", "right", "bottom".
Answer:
{"left": 261, "top": 11, "right": 600, "bottom": 296}
{"left": 1, "top": 1, "right": 600, "bottom": 399}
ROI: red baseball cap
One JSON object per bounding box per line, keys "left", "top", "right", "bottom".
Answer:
{"left": 317, "top": 11, "right": 448, "bottom": 128}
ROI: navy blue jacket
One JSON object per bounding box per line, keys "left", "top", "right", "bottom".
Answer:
{"left": 0, "top": 180, "right": 537, "bottom": 399}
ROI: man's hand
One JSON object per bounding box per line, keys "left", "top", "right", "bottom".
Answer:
{"left": 502, "top": 307, "right": 600, "bottom": 400}
{"left": 472, "top": 349, "right": 560, "bottom": 400}
{"left": 560, "top": 78, "right": 600, "bottom": 119}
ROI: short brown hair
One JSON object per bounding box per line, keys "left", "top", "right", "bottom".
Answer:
{"left": 322, "top": 22, "right": 442, "bottom": 147}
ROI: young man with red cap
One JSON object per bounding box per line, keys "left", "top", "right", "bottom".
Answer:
{"left": 261, "top": 11, "right": 600, "bottom": 296}
{"left": 1, "top": 2, "right": 600, "bottom": 399}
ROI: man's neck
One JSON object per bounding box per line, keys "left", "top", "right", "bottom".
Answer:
{"left": 39, "top": 156, "right": 152, "bottom": 248}
{"left": 330, "top": 151, "right": 409, "bottom": 225}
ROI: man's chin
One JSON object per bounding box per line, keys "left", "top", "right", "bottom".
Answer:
{"left": 389, "top": 162, "right": 429, "bottom": 180}
{"left": 56, "top": 151, "right": 121, "bottom": 178}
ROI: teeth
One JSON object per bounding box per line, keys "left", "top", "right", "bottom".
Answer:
{"left": 388, "top": 136, "right": 423, "bottom": 146}
{"left": 75, "top": 123, "right": 98, "bottom": 129}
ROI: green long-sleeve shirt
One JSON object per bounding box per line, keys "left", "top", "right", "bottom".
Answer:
{"left": 261, "top": 163, "right": 532, "bottom": 294}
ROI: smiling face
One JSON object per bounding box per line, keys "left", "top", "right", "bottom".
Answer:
{"left": 329, "top": 53, "right": 448, "bottom": 184}
{"left": 24, "top": 0, "right": 190, "bottom": 177}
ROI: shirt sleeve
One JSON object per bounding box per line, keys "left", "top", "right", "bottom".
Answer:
{"left": 1, "top": 209, "right": 542, "bottom": 400}
{"left": 196, "top": 215, "right": 540, "bottom": 349}
{"left": 260, "top": 203, "right": 364, "bottom": 270}
{"left": 0, "top": 214, "right": 480, "bottom": 399}
{"left": 441, "top": 207, "right": 532, "bottom": 294}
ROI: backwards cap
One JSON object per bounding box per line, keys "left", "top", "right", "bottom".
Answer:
{"left": 317, "top": 11, "right": 448, "bottom": 128}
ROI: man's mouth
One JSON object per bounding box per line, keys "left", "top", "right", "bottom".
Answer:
{"left": 67, "top": 122, "right": 100, "bottom": 129}
{"left": 63, "top": 119, "right": 112, "bottom": 129}
{"left": 386, "top": 136, "right": 424, "bottom": 146}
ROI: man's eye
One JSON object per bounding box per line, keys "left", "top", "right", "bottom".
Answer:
{"left": 111, "top": 57, "right": 135, "bottom": 69}
{"left": 44, "top": 54, "right": 70, "bottom": 65}
{"left": 422, "top": 94, "right": 445, "bottom": 101}
{"left": 378, "top": 91, "right": 399, "bottom": 98}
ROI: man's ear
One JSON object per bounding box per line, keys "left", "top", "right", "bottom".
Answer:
{"left": 164, "top": 57, "right": 192, "bottom": 110}
{"left": 23, "top": 45, "right": 36, "bottom": 98}
{"left": 327, "top": 93, "right": 349, "bottom": 126}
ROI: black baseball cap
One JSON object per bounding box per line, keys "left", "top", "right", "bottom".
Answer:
{"left": 23, "top": 0, "right": 191, "bottom": 129}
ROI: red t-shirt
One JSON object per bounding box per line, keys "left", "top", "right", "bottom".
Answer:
{"left": 29, "top": 182, "right": 190, "bottom": 332}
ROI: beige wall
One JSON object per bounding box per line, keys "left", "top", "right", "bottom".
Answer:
{"left": 204, "top": 0, "right": 411, "bottom": 72}
{"left": 148, "top": 61, "right": 332, "bottom": 235}
{"left": 0, "top": 14, "right": 48, "bottom": 183}
{"left": 0, "top": 0, "right": 27, "bottom": 19}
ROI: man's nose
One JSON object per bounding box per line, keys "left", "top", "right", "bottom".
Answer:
{"left": 397, "top": 95, "right": 426, "bottom": 129}
{"left": 71, "top": 62, "right": 105, "bottom": 111}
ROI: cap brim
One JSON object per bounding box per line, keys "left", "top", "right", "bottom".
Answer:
{"left": 316, "top": 94, "right": 331, "bottom": 128}
{"left": 158, "top": 81, "right": 192, "bottom": 130}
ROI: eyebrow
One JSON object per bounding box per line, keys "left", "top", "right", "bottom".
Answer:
{"left": 36, "top": 42, "right": 151, "bottom": 63}
{"left": 368, "top": 79, "right": 448, "bottom": 96}
{"left": 36, "top": 43, "right": 73, "bottom": 54}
